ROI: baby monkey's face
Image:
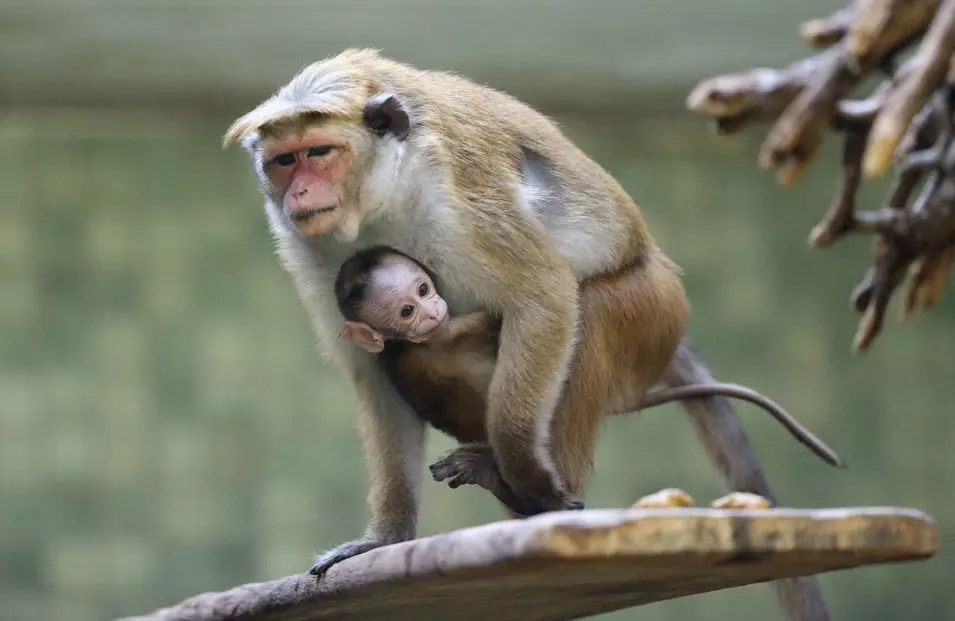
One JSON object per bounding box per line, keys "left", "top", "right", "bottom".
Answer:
{"left": 361, "top": 256, "right": 449, "bottom": 342}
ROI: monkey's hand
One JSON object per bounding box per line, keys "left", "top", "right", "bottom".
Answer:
{"left": 429, "top": 444, "right": 584, "bottom": 516}
{"left": 308, "top": 538, "right": 391, "bottom": 577}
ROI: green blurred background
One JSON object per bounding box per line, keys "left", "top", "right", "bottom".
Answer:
{"left": 1, "top": 1, "right": 953, "bottom": 620}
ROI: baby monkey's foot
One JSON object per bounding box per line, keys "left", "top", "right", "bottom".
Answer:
{"left": 429, "top": 443, "right": 501, "bottom": 491}
{"left": 430, "top": 443, "right": 583, "bottom": 516}
{"left": 631, "top": 487, "right": 697, "bottom": 509}
{"left": 710, "top": 491, "right": 772, "bottom": 510}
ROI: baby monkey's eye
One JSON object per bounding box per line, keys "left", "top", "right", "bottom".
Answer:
{"left": 400, "top": 305, "right": 414, "bottom": 318}
{"left": 418, "top": 283, "right": 429, "bottom": 296}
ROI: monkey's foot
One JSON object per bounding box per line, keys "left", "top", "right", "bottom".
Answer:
{"left": 631, "top": 488, "right": 697, "bottom": 509}
{"left": 510, "top": 482, "right": 585, "bottom": 516}
{"left": 710, "top": 492, "right": 772, "bottom": 510}
{"left": 430, "top": 443, "right": 501, "bottom": 491}
{"left": 430, "top": 444, "right": 584, "bottom": 516}
{"left": 309, "top": 538, "right": 388, "bottom": 577}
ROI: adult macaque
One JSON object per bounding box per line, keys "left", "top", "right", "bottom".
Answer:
{"left": 334, "top": 245, "right": 841, "bottom": 514}
{"left": 224, "top": 48, "right": 834, "bottom": 620}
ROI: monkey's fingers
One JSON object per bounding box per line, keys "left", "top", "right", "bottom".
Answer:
{"left": 309, "top": 538, "right": 387, "bottom": 576}
{"left": 631, "top": 488, "right": 697, "bottom": 509}
{"left": 428, "top": 458, "right": 454, "bottom": 483}
{"left": 710, "top": 491, "right": 773, "bottom": 510}
{"left": 446, "top": 473, "right": 475, "bottom": 489}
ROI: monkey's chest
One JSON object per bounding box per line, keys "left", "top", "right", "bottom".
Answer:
{"left": 383, "top": 346, "right": 496, "bottom": 444}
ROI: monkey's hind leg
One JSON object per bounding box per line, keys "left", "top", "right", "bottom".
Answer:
{"left": 543, "top": 255, "right": 689, "bottom": 506}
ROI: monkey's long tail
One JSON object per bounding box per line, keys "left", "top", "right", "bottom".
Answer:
{"left": 661, "top": 340, "right": 833, "bottom": 621}
{"left": 639, "top": 382, "right": 846, "bottom": 468}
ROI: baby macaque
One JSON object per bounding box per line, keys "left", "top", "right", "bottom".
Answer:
{"left": 335, "top": 245, "right": 841, "bottom": 515}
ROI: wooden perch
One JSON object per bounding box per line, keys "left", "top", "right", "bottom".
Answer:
{"left": 687, "top": 1, "right": 955, "bottom": 351}
{"left": 117, "top": 506, "right": 938, "bottom": 621}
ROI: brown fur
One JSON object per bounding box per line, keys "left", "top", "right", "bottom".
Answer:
{"left": 342, "top": 249, "right": 841, "bottom": 512}
{"left": 387, "top": 253, "right": 686, "bottom": 501}
{"left": 225, "top": 49, "right": 835, "bottom": 620}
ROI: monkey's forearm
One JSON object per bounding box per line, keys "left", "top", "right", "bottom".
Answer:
{"left": 486, "top": 294, "right": 580, "bottom": 506}
{"left": 358, "top": 405, "right": 426, "bottom": 542}
{"left": 308, "top": 349, "right": 428, "bottom": 576}
{"left": 343, "top": 348, "right": 427, "bottom": 542}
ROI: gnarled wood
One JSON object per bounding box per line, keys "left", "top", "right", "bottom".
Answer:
{"left": 687, "top": 2, "right": 955, "bottom": 351}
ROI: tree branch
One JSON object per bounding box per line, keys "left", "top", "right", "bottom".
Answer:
{"left": 686, "top": 1, "right": 955, "bottom": 350}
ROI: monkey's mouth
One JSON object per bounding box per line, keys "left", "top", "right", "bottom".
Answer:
{"left": 421, "top": 315, "right": 450, "bottom": 339}
{"left": 291, "top": 205, "right": 338, "bottom": 221}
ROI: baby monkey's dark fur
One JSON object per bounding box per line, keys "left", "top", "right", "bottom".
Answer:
{"left": 336, "top": 246, "right": 844, "bottom": 517}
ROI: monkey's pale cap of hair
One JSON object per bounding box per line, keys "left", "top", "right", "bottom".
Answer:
{"left": 223, "top": 48, "right": 387, "bottom": 147}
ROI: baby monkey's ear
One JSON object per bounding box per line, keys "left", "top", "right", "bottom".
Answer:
{"left": 340, "top": 321, "right": 386, "bottom": 353}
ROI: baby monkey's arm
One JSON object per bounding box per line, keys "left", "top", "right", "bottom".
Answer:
{"left": 445, "top": 311, "right": 498, "bottom": 341}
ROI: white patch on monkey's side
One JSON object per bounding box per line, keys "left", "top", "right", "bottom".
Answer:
{"left": 516, "top": 155, "right": 625, "bottom": 279}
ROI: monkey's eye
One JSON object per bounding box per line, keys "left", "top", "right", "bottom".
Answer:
{"left": 273, "top": 152, "right": 296, "bottom": 167}
{"left": 307, "top": 145, "right": 333, "bottom": 158}
{"left": 418, "top": 283, "right": 429, "bottom": 297}
{"left": 400, "top": 305, "right": 414, "bottom": 318}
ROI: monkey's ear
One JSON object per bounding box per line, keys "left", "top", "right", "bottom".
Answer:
{"left": 340, "top": 321, "right": 386, "bottom": 353}
{"left": 362, "top": 92, "right": 410, "bottom": 141}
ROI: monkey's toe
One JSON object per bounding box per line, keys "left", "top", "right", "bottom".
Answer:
{"left": 631, "top": 487, "right": 697, "bottom": 509}
{"left": 507, "top": 482, "right": 585, "bottom": 516}
{"left": 429, "top": 443, "right": 498, "bottom": 487}
{"left": 564, "top": 497, "right": 585, "bottom": 511}
{"left": 710, "top": 491, "right": 772, "bottom": 510}
{"left": 429, "top": 461, "right": 453, "bottom": 483}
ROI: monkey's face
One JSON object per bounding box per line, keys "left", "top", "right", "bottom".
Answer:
{"left": 258, "top": 124, "right": 370, "bottom": 238}
{"left": 230, "top": 90, "right": 411, "bottom": 242}
{"left": 363, "top": 258, "right": 449, "bottom": 342}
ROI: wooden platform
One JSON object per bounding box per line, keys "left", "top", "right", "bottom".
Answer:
{"left": 117, "top": 506, "right": 938, "bottom": 621}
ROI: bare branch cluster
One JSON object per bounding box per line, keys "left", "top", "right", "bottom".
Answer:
{"left": 687, "top": 0, "right": 955, "bottom": 351}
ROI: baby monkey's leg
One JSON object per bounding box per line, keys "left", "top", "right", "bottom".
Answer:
{"left": 430, "top": 443, "right": 536, "bottom": 516}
